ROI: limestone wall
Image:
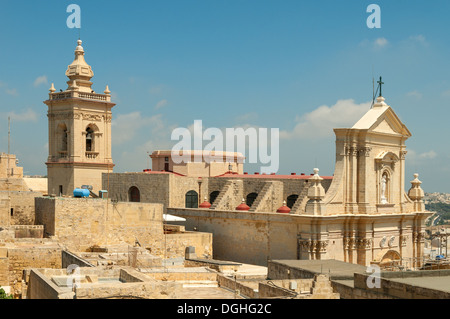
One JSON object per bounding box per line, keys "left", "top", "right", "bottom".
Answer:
{"left": 0, "top": 178, "right": 27, "bottom": 191}
{"left": 217, "top": 274, "right": 260, "bottom": 298}
{"left": 168, "top": 208, "right": 300, "bottom": 266}
{"left": 13, "top": 225, "right": 43, "bottom": 238}
{"left": 165, "top": 231, "right": 212, "bottom": 259}
{"left": 26, "top": 269, "right": 74, "bottom": 299}
{"left": 74, "top": 280, "right": 180, "bottom": 299}
{"left": 267, "top": 261, "right": 317, "bottom": 280}
{"left": 0, "top": 197, "right": 9, "bottom": 226}
{"left": 0, "top": 191, "right": 41, "bottom": 226}
{"left": 35, "top": 197, "right": 165, "bottom": 254}
{"left": 7, "top": 244, "right": 62, "bottom": 295}
{"left": 0, "top": 256, "right": 8, "bottom": 286}
{"left": 104, "top": 172, "right": 332, "bottom": 212}
{"left": 104, "top": 173, "right": 171, "bottom": 208}
{"left": 10, "top": 192, "right": 42, "bottom": 225}
{"left": 62, "top": 250, "right": 94, "bottom": 269}
{"left": 0, "top": 154, "right": 23, "bottom": 179}
{"left": 169, "top": 174, "right": 206, "bottom": 208}
{"left": 168, "top": 207, "right": 428, "bottom": 267}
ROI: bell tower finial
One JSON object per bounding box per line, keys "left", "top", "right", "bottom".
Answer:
{"left": 65, "top": 39, "right": 94, "bottom": 92}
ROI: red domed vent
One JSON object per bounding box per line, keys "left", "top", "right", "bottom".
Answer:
{"left": 236, "top": 199, "right": 250, "bottom": 211}
{"left": 199, "top": 197, "right": 212, "bottom": 208}
{"left": 277, "top": 201, "right": 291, "bottom": 214}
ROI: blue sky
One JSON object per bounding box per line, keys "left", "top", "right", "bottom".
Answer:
{"left": 0, "top": 0, "right": 450, "bottom": 192}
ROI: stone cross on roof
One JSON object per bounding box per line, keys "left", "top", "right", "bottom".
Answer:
{"left": 377, "top": 76, "right": 384, "bottom": 97}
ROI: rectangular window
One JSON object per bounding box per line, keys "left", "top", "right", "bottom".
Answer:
{"left": 59, "top": 185, "right": 63, "bottom": 196}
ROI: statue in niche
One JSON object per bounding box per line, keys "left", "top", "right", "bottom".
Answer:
{"left": 380, "top": 173, "right": 388, "bottom": 204}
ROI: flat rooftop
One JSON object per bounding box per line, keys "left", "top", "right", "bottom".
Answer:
{"left": 388, "top": 276, "right": 450, "bottom": 293}
{"left": 271, "top": 259, "right": 367, "bottom": 280}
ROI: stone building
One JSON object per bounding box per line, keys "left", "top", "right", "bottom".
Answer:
{"left": 0, "top": 153, "right": 23, "bottom": 179}
{"left": 150, "top": 150, "right": 245, "bottom": 177}
{"left": 107, "top": 96, "right": 432, "bottom": 268}
{"left": 44, "top": 40, "right": 115, "bottom": 196}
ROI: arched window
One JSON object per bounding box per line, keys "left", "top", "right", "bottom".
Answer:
{"left": 286, "top": 194, "right": 299, "bottom": 209}
{"left": 246, "top": 193, "right": 258, "bottom": 208}
{"left": 129, "top": 186, "right": 140, "bottom": 202}
{"left": 86, "top": 126, "right": 94, "bottom": 152}
{"left": 185, "top": 190, "right": 198, "bottom": 208}
{"left": 209, "top": 191, "right": 220, "bottom": 205}
{"left": 57, "top": 123, "right": 68, "bottom": 153}
{"left": 62, "top": 129, "right": 68, "bottom": 151}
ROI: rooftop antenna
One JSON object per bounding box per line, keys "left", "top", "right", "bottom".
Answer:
{"left": 372, "top": 66, "right": 375, "bottom": 106}
{"left": 7, "top": 116, "right": 10, "bottom": 178}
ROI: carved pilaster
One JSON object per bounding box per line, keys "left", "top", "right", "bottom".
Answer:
{"left": 400, "top": 150, "right": 407, "bottom": 160}
{"left": 356, "top": 238, "right": 373, "bottom": 249}
{"left": 298, "top": 238, "right": 329, "bottom": 255}
{"left": 399, "top": 235, "right": 408, "bottom": 247}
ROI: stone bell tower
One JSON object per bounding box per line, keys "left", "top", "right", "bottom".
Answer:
{"left": 44, "top": 39, "right": 115, "bottom": 196}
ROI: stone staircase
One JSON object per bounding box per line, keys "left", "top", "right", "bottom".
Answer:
{"left": 210, "top": 180, "right": 243, "bottom": 211}
{"left": 290, "top": 184, "right": 310, "bottom": 215}
{"left": 308, "top": 274, "right": 340, "bottom": 299}
{"left": 248, "top": 181, "right": 283, "bottom": 213}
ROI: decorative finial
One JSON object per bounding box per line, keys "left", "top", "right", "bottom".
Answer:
{"left": 75, "top": 39, "right": 84, "bottom": 53}
{"left": 49, "top": 83, "right": 56, "bottom": 93}
{"left": 69, "top": 80, "right": 79, "bottom": 91}
{"left": 305, "top": 167, "right": 326, "bottom": 215}
{"left": 104, "top": 85, "right": 111, "bottom": 95}
{"left": 408, "top": 173, "right": 424, "bottom": 211}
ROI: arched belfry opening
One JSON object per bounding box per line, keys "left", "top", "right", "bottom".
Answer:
{"left": 57, "top": 123, "right": 68, "bottom": 155}
{"left": 85, "top": 126, "right": 94, "bottom": 152}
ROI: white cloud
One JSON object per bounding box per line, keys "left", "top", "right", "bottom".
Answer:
{"left": 5, "top": 88, "right": 18, "bottom": 96}
{"left": 5, "top": 108, "right": 38, "bottom": 122}
{"left": 407, "top": 149, "right": 438, "bottom": 162}
{"left": 442, "top": 89, "right": 450, "bottom": 98}
{"left": 419, "top": 150, "right": 437, "bottom": 160}
{"left": 409, "top": 35, "right": 428, "bottom": 46}
{"left": 374, "top": 37, "right": 388, "bottom": 48}
{"left": 235, "top": 112, "right": 259, "bottom": 123}
{"left": 406, "top": 90, "right": 422, "bottom": 99}
{"left": 0, "top": 81, "right": 18, "bottom": 96}
{"left": 112, "top": 112, "right": 174, "bottom": 146}
{"left": 154, "top": 99, "right": 168, "bottom": 110}
{"left": 280, "top": 99, "right": 371, "bottom": 140}
{"left": 33, "top": 75, "right": 48, "bottom": 87}
{"left": 149, "top": 85, "right": 164, "bottom": 95}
